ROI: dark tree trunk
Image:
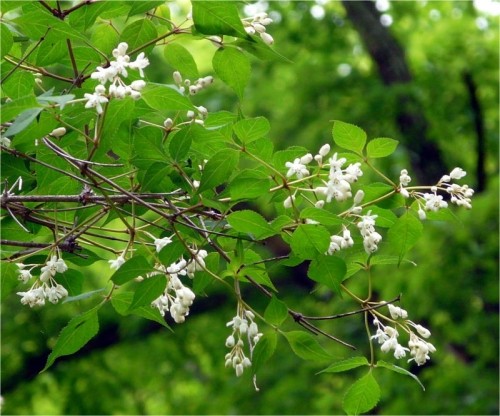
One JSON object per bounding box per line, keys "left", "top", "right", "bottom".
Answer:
{"left": 342, "top": 0, "right": 445, "bottom": 184}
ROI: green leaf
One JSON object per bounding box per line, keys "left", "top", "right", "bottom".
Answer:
{"left": 63, "top": 288, "right": 106, "bottom": 304}
{"left": 387, "top": 212, "right": 423, "bottom": 263}
{"left": 227, "top": 210, "right": 276, "bottom": 240}
{"left": 158, "top": 240, "right": 186, "bottom": 267}
{"left": 164, "top": 43, "right": 199, "bottom": 79}
{"left": 264, "top": 296, "right": 289, "bottom": 326}
{"left": 212, "top": 47, "right": 251, "bottom": 100}
{"left": 343, "top": 372, "right": 381, "bottom": 415}
{"left": 299, "top": 207, "right": 342, "bottom": 226}
{"left": 1, "top": 262, "right": 19, "bottom": 301}
{"left": 283, "top": 331, "right": 332, "bottom": 361}
{"left": 318, "top": 356, "right": 369, "bottom": 374}
{"left": 332, "top": 120, "right": 367, "bottom": 154}
{"left": 307, "top": 256, "right": 346, "bottom": 296}
{"left": 14, "top": 10, "right": 86, "bottom": 41}
{"left": 4, "top": 107, "right": 43, "bottom": 137}
{"left": 290, "top": 224, "right": 330, "bottom": 260}
{"left": 252, "top": 331, "right": 277, "bottom": 373}
{"left": 229, "top": 169, "right": 270, "bottom": 200}
{"left": 233, "top": 117, "right": 270, "bottom": 144}
{"left": 56, "top": 269, "right": 84, "bottom": 297}
{"left": 367, "top": 206, "right": 397, "bottom": 228}
{"left": 198, "top": 148, "right": 239, "bottom": 193}
{"left": 192, "top": 1, "right": 248, "bottom": 38}
{"left": 376, "top": 360, "right": 425, "bottom": 391}
{"left": 234, "top": 38, "right": 293, "bottom": 63}
{"left": 1, "top": 95, "right": 40, "bottom": 124}
{"left": 110, "top": 255, "right": 151, "bottom": 285}
{"left": 36, "top": 35, "right": 66, "bottom": 66}
{"left": 43, "top": 307, "right": 100, "bottom": 371}
{"left": 1, "top": 23, "right": 13, "bottom": 58}
{"left": 90, "top": 23, "right": 119, "bottom": 56}
{"left": 142, "top": 83, "right": 194, "bottom": 111}
{"left": 140, "top": 163, "right": 175, "bottom": 193}
{"left": 366, "top": 137, "right": 399, "bottom": 158}
{"left": 120, "top": 18, "right": 158, "bottom": 53}
{"left": 128, "top": 275, "right": 167, "bottom": 311}
{"left": 169, "top": 126, "right": 192, "bottom": 161}
{"left": 37, "top": 89, "right": 75, "bottom": 109}
{"left": 128, "top": 1, "right": 165, "bottom": 16}
{"left": 1, "top": 70, "right": 35, "bottom": 100}
{"left": 111, "top": 291, "right": 169, "bottom": 328}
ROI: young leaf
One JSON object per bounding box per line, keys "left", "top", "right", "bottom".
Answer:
{"left": 252, "top": 331, "right": 277, "bottom": 373}
{"left": 198, "top": 148, "right": 239, "bottom": 193}
{"left": 366, "top": 137, "right": 399, "bottom": 158}
{"left": 290, "top": 224, "right": 330, "bottom": 260}
{"left": 264, "top": 295, "right": 289, "bottom": 326}
{"left": 164, "top": 43, "right": 199, "bottom": 79}
{"left": 318, "top": 356, "right": 370, "bottom": 374}
{"left": 192, "top": 1, "right": 248, "bottom": 39}
{"left": 43, "top": 307, "right": 100, "bottom": 371}
{"left": 332, "top": 120, "right": 367, "bottom": 155}
{"left": 127, "top": 274, "right": 167, "bottom": 311}
{"left": 227, "top": 210, "right": 276, "bottom": 240}
{"left": 376, "top": 360, "right": 425, "bottom": 390}
{"left": 212, "top": 47, "right": 251, "bottom": 100}
{"left": 307, "top": 256, "right": 346, "bottom": 296}
{"left": 387, "top": 212, "right": 423, "bottom": 263}
{"left": 110, "top": 255, "right": 152, "bottom": 285}
{"left": 142, "top": 83, "right": 194, "bottom": 111}
{"left": 343, "top": 371, "right": 381, "bottom": 415}
{"left": 283, "top": 331, "right": 332, "bottom": 361}
{"left": 233, "top": 117, "right": 270, "bottom": 144}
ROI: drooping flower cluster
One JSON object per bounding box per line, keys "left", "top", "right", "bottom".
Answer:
{"left": 326, "top": 226, "right": 354, "bottom": 254}
{"left": 242, "top": 12, "right": 274, "bottom": 45}
{"left": 225, "top": 307, "right": 262, "bottom": 377}
{"left": 371, "top": 304, "right": 436, "bottom": 366}
{"left": 85, "top": 42, "right": 149, "bottom": 114}
{"left": 172, "top": 71, "right": 214, "bottom": 96}
{"left": 357, "top": 211, "right": 382, "bottom": 254}
{"left": 16, "top": 255, "right": 69, "bottom": 307}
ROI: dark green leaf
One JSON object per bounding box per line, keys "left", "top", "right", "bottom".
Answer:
{"left": 56, "top": 269, "right": 84, "bottom": 297}
{"left": 252, "top": 331, "right": 277, "bottom": 373}
{"left": 212, "top": 47, "right": 251, "bottom": 100}
{"left": 169, "top": 126, "right": 192, "bottom": 161}
{"left": 300, "top": 207, "right": 343, "bottom": 226}
{"left": 36, "top": 35, "right": 66, "bottom": 66}
{"left": 332, "top": 120, "right": 366, "bottom": 154}
{"left": 308, "top": 256, "right": 346, "bottom": 296}
{"left": 192, "top": 1, "right": 248, "bottom": 38}
{"left": 111, "top": 291, "right": 169, "bottom": 328}
{"left": 290, "top": 224, "right": 330, "bottom": 260}
{"left": 229, "top": 169, "right": 270, "bottom": 200}
{"left": 14, "top": 10, "right": 87, "bottom": 41}
{"left": 128, "top": 274, "right": 167, "bottom": 311}
{"left": 233, "top": 117, "right": 270, "bottom": 144}
{"left": 140, "top": 163, "right": 175, "bottom": 193}
{"left": 120, "top": 18, "right": 158, "bottom": 53}
{"left": 164, "top": 43, "right": 199, "bottom": 79}
{"left": 283, "top": 331, "right": 332, "bottom": 361}
{"left": 110, "top": 255, "right": 152, "bottom": 285}
{"left": 376, "top": 360, "right": 425, "bottom": 390}
{"left": 198, "top": 148, "right": 239, "bottom": 193}
{"left": 227, "top": 210, "right": 276, "bottom": 240}
{"left": 387, "top": 212, "right": 423, "bottom": 263}
{"left": 318, "top": 356, "right": 369, "bottom": 374}
{"left": 343, "top": 372, "right": 381, "bottom": 415}
{"left": 264, "top": 296, "right": 288, "bottom": 326}
{"left": 43, "top": 307, "right": 100, "bottom": 371}
{"left": 157, "top": 240, "right": 186, "bottom": 267}
{"left": 142, "top": 83, "right": 194, "bottom": 111}
{"left": 0, "top": 262, "right": 19, "bottom": 301}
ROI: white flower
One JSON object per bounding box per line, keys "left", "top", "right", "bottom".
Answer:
{"left": 394, "top": 343, "right": 410, "bottom": 359}
{"left": 91, "top": 66, "right": 116, "bottom": 84}
{"left": 388, "top": 304, "right": 408, "bottom": 319}
{"left": 129, "top": 52, "right": 149, "bottom": 77}
{"left": 17, "top": 268, "right": 32, "bottom": 283}
{"left": 414, "top": 324, "right": 431, "bottom": 338}
{"left": 418, "top": 208, "right": 426, "bottom": 220}
{"left": 0, "top": 136, "right": 11, "bottom": 147}
{"left": 154, "top": 236, "right": 172, "bottom": 253}
{"left": 399, "top": 169, "right": 411, "bottom": 186}
{"left": 17, "top": 287, "right": 45, "bottom": 307}
{"left": 449, "top": 167, "right": 466, "bottom": 180}
{"left": 423, "top": 192, "right": 448, "bottom": 212}
{"left": 130, "top": 80, "right": 146, "bottom": 91}
{"left": 45, "top": 284, "right": 68, "bottom": 304}
{"left": 109, "top": 255, "right": 126, "bottom": 270}
{"left": 343, "top": 163, "right": 363, "bottom": 182}
{"left": 84, "top": 86, "right": 108, "bottom": 114}
{"left": 285, "top": 158, "right": 309, "bottom": 179}
{"left": 40, "top": 255, "right": 67, "bottom": 282}
{"left": 173, "top": 71, "right": 183, "bottom": 85}
{"left": 283, "top": 195, "right": 295, "bottom": 209}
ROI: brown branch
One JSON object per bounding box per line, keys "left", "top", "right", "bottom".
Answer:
{"left": 1, "top": 193, "right": 181, "bottom": 204}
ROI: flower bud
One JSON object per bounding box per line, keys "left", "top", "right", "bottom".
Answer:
{"left": 260, "top": 32, "right": 274, "bottom": 45}
{"left": 163, "top": 118, "right": 173, "bottom": 129}
{"left": 353, "top": 190, "right": 365, "bottom": 205}
{"left": 283, "top": 195, "right": 295, "bottom": 209}
{"left": 173, "top": 71, "right": 183, "bottom": 85}
{"left": 50, "top": 127, "right": 66, "bottom": 137}
{"left": 319, "top": 143, "right": 330, "bottom": 157}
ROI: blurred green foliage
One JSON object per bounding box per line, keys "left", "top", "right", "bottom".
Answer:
{"left": 2, "top": 1, "right": 498, "bottom": 415}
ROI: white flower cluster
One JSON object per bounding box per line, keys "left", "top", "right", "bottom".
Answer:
{"left": 225, "top": 308, "right": 262, "bottom": 377}
{"left": 400, "top": 167, "right": 474, "bottom": 220}
{"left": 371, "top": 305, "right": 435, "bottom": 366}
{"left": 85, "top": 42, "right": 149, "bottom": 114}
{"left": 173, "top": 71, "right": 214, "bottom": 96}
{"left": 327, "top": 226, "right": 354, "bottom": 254}
{"left": 16, "top": 255, "right": 69, "bottom": 307}
{"left": 242, "top": 12, "right": 274, "bottom": 45}
{"left": 357, "top": 211, "right": 382, "bottom": 254}
{"left": 187, "top": 105, "right": 208, "bottom": 126}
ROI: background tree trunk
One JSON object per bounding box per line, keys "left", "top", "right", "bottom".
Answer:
{"left": 342, "top": 0, "right": 446, "bottom": 183}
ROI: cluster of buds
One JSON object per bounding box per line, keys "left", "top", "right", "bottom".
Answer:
{"left": 225, "top": 307, "right": 262, "bottom": 377}
{"left": 85, "top": 42, "right": 149, "bottom": 114}
{"left": 16, "top": 255, "right": 69, "bottom": 307}
{"left": 357, "top": 211, "right": 382, "bottom": 254}
{"left": 371, "top": 304, "right": 435, "bottom": 366}
{"left": 173, "top": 71, "right": 214, "bottom": 96}
{"left": 326, "top": 226, "right": 354, "bottom": 254}
{"left": 399, "top": 167, "right": 474, "bottom": 220}
{"left": 187, "top": 106, "right": 208, "bottom": 126}
{"left": 242, "top": 12, "right": 274, "bottom": 45}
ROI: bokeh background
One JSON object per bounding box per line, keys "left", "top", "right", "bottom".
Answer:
{"left": 2, "top": 1, "right": 499, "bottom": 414}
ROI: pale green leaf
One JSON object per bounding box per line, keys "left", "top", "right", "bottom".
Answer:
{"left": 264, "top": 295, "right": 289, "bottom": 326}
{"left": 366, "top": 137, "right": 399, "bottom": 158}
{"left": 299, "top": 207, "right": 342, "bottom": 226}
{"left": 120, "top": 18, "right": 158, "bottom": 53}
{"left": 290, "top": 224, "right": 330, "bottom": 260}
{"left": 387, "top": 212, "right": 423, "bottom": 263}
{"left": 343, "top": 372, "right": 381, "bottom": 415}
{"left": 227, "top": 210, "right": 276, "bottom": 240}
{"left": 142, "top": 83, "right": 194, "bottom": 111}
{"left": 233, "top": 117, "right": 270, "bottom": 144}
{"left": 192, "top": 1, "right": 248, "bottom": 38}
{"left": 212, "top": 47, "right": 251, "bottom": 100}
{"left": 318, "top": 356, "right": 370, "bottom": 374}
{"left": 252, "top": 331, "right": 277, "bottom": 373}
{"left": 284, "top": 331, "right": 332, "bottom": 361}
{"left": 110, "top": 256, "right": 152, "bottom": 285}
{"left": 164, "top": 43, "right": 199, "bottom": 79}
{"left": 1, "top": 23, "right": 13, "bottom": 58}
{"left": 307, "top": 256, "right": 346, "bottom": 296}
{"left": 376, "top": 360, "right": 425, "bottom": 390}
{"left": 332, "top": 120, "right": 367, "bottom": 154}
